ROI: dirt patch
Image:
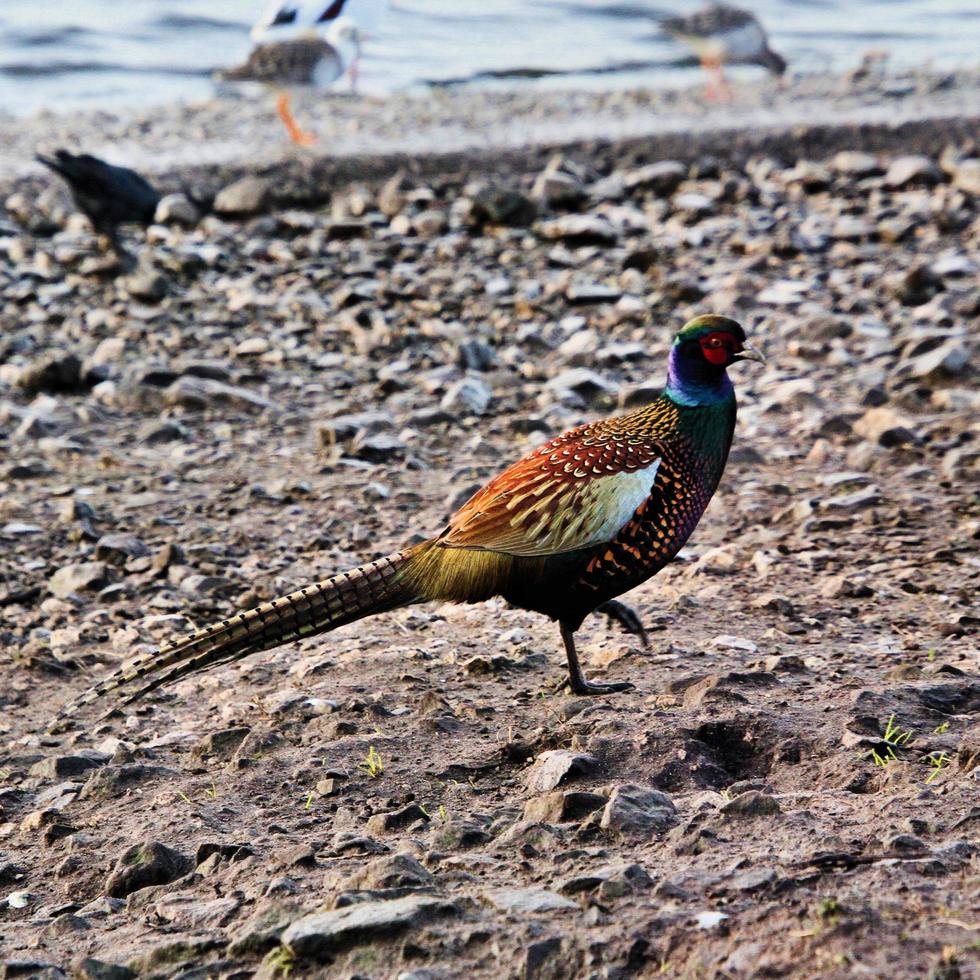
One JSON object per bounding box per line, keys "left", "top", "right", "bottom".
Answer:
{"left": 0, "top": 92, "right": 978, "bottom": 979}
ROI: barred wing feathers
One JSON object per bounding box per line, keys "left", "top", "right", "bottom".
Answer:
{"left": 440, "top": 421, "right": 666, "bottom": 558}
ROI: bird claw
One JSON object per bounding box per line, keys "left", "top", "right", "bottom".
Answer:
{"left": 595, "top": 600, "right": 650, "bottom": 649}
{"left": 554, "top": 677, "right": 635, "bottom": 697}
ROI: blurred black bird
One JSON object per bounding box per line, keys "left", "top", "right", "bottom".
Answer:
{"left": 35, "top": 150, "right": 161, "bottom": 252}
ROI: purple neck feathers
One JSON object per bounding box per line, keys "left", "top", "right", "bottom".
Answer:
{"left": 665, "top": 345, "right": 734, "bottom": 407}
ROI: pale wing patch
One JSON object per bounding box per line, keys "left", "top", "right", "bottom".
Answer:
{"left": 584, "top": 459, "right": 661, "bottom": 542}
{"left": 446, "top": 458, "right": 661, "bottom": 557}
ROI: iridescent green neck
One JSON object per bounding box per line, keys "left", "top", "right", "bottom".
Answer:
{"left": 665, "top": 345, "right": 734, "bottom": 407}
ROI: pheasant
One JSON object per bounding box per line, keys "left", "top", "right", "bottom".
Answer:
{"left": 662, "top": 4, "right": 786, "bottom": 102}
{"left": 57, "top": 314, "right": 763, "bottom": 720}
{"left": 35, "top": 150, "right": 161, "bottom": 253}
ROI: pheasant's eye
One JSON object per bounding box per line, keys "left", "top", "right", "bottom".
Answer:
{"left": 704, "top": 337, "right": 723, "bottom": 348}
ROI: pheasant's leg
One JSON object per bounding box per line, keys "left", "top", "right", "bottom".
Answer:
{"left": 559, "top": 623, "right": 634, "bottom": 696}
{"left": 276, "top": 93, "right": 317, "bottom": 146}
{"left": 595, "top": 599, "right": 649, "bottom": 649}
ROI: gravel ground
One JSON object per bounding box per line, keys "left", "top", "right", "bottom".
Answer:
{"left": 0, "top": 72, "right": 978, "bottom": 980}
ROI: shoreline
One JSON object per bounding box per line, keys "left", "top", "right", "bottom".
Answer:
{"left": 1, "top": 66, "right": 977, "bottom": 204}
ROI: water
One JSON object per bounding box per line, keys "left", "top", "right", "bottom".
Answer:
{"left": 0, "top": 0, "right": 977, "bottom": 115}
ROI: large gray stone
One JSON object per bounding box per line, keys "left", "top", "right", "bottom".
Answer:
{"left": 484, "top": 887, "right": 577, "bottom": 914}
{"left": 104, "top": 841, "right": 193, "bottom": 898}
{"left": 599, "top": 784, "right": 677, "bottom": 835}
{"left": 282, "top": 895, "right": 461, "bottom": 959}
{"left": 213, "top": 175, "right": 273, "bottom": 215}
{"left": 524, "top": 751, "right": 600, "bottom": 794}
{"left": 48, "top": 562, "right": 115, "bottom": 598}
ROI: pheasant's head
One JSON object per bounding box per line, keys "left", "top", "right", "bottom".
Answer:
{"left": 667, "top": 314, "right": 764, "bottom": 405}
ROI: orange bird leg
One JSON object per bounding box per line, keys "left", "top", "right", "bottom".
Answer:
{"left": 276, "top": 93, "right": 317, "bottom": 146}
{"left": 701, "top": 56, "right": 733, "bottom": 103}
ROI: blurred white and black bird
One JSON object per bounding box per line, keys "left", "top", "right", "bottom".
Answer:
{"left": 219, "top": 0, "right": 387, "bottom": 145}
{"left": 662, "top": 4, "right": 786, "bottom": 101}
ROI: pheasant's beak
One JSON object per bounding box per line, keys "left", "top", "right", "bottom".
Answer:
{"left": 735, "top": 345, "right": 766, "bottom": 364}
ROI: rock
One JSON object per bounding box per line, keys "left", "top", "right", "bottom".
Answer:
{"left": 623, "top": 160, "right": 686, "bottom": 195}
{"left": 227, "top": 901, "right": 297, "bottom": 956}
{"left": 440, "top": 376, "right": 493, "bottom": 416}
{"left": 556, "top": 862, "right": 652, "bottom": 896}
{"left": 104, "top": 841, "right": 193, "bottom": 898}
{"left": 694, "top": 910, "right": 729, "bottom": 930}
{"left": 365, "top": 802, "right": 430, "bottom": 834}
{"left": 599, "top": 784, "right": 677, "bottom": 835}
{"left": 564, "top": 281, "right": 621, "bottom": 305}
{"left": 9, "top": 352, "right": 82, "bottom": 394}
{"left": 194, "top": 728, "right": 250, "bottom": 759}
{"left": 484, "top": 887, "right": 577, "bottom": 914}
{"left": 28, "top": 752, "right": 110, "bottom": 780}
{"left": 681, "top": 672, "right": 774, "bottom": 708}
{"left": 546, "top": 368, "right": 618, "bottom": 402}
{"left": 377, "top": 170, "right": 411, "bottom": 217}
{"left": 122, "top": 270, "right": 167, "bottom": 303}
{"left": 315, "top": 411, "right": 393, "bottom": 447}
{"left": 468, "top": 186, "right": 537, "bottom": 228}
{"left": 523, "top": 937, "right": 575, "bottom": 980}
{"left": 341, "top": 853, "right": 432, "bottom": 891}
{"left": 282, "top": 895, "right": 461, "bottom": 959}
{"left": 720, "top": 791, "right": 781, "bottom": 818}
{"left": 820, "top": 574, "right": 874, "bottom": 599}
{"left": 412, "top": 209, "right": 448, "bottom": 238}
{"left": 711, "top": 635, "right": 759, "bottom": 653}
{"left": 883, "top": 156, "right": 943, "bottom": 188}
{"left": 350, "top": 430, "right": 406, "bottom": 463}
{"left": 94, "top": 533, "right": 150, "bottom": 565}
{"left": 535, "top": 215, "right": 618, "bottom": 246}
{"left": 831, "top": 151, "right": 882, "bottom": 177}
{"left": 950, "top": 158, "right": 980, "bottom": 195}
{"left": 823, "top": 486, "right": 883, "bottom": 511}
{"left": 674, "top": 192, "right": 715, "bottom": 219}
{"left": 231, "top": 730, "right": 285, "bottom": 764}
{"left": 853, "top": 407, "right": 920, "bottom": 447}
{"left": 523, "top": 790, "right": 608, "bottom": 823}
{"left": 73, "top": 959, "right": 136, "bottom": 980}
{"left": 154, "top": 193, "right": 200, "bottom": 226}
{"left": 139, "top": 420, "right": 189, "bottom": 445}
{"left": 48, "top": 561, "right": 115, "bottom": 598}
{"left": 213, "top": 175, "right": 272, "bottom": 216}
{"left": 531, "top": 167, "right": 586, "bottom": 208}
{"left": 524, "top": 751, "right": 600, "bottom": 794}
{"left": 179, "top": 573, "right": 237, "bottom": 597}
{"left": 163, "top": 376, "right": 282, "bottom": 413}
{"left": 757, "top": 280, "right": 810, "bottom": 305}
{"left": 0, "top": 963, "right": 66, "bottom": 979}
{"left": 456, "top": 339, "right": 497, "bottom": 372}
{"left": 79, "top": 764, "right": 180, "bottom": 801}
{"left": 905, "top": 340, "right": 968, "bottom": 380}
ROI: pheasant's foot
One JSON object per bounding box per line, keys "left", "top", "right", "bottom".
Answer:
{"left": 595, "top": 599, "right": 649, "bottom": 649}
{"left": 559, "top": 623, "right": 636, "bottom": 697}
{"left": 568, "top": 678, "right": 635, "bottom": 696}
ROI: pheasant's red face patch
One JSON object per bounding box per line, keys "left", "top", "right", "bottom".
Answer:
{"left": 700, "top": 331, "right": 741, "bottom": 365}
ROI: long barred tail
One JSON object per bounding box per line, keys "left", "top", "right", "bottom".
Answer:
{"left": 55, "top": 549, "right": 421, "bottom": 723}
